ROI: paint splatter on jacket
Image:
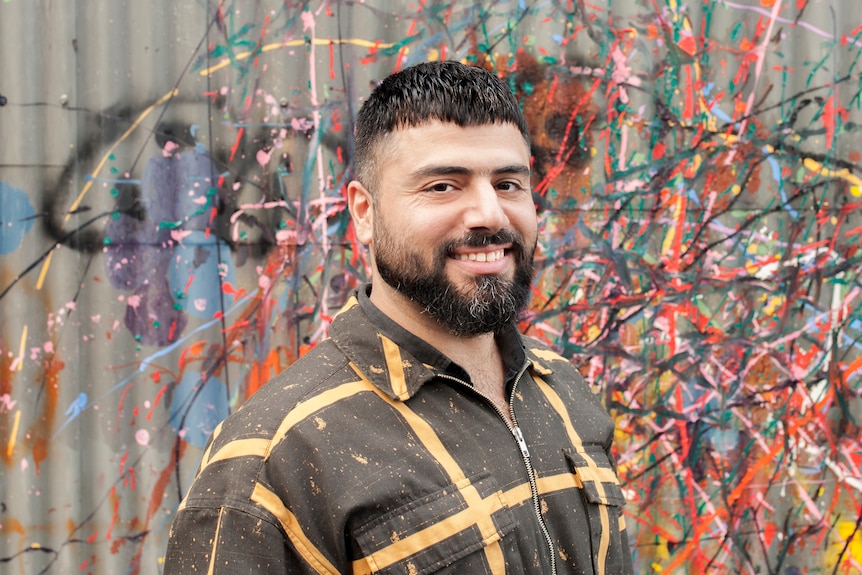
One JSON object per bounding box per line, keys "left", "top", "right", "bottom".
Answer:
{"left": 164, "top": 286, "right": 633, "bottom": 574}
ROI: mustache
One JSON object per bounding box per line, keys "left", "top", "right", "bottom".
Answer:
{"left": 444, "top": 229, "right": 524, "bottom": 251}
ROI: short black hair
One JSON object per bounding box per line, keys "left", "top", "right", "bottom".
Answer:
{"left": 353, "top": 61, "right": 530, "bottom": 189}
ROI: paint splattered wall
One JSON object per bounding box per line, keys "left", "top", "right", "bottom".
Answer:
{"left": 1, "top": 1, "right": 860, "bottom": 573}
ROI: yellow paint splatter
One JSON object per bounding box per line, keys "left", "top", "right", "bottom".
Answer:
{"left": 763, "top": 295, "right": 785, "bottom": 316}
{"left": 199, "top": 38, "right": 395, "bottom": 76}
{"left": 36, "top": 249, "right": 54, "bottom": 290}
{"left": 802, "top": 157, "right": 862, "bottom": 188}
{"left": 660, "top": 195, "right": 684, "bottom": 257}
{"left": 826, "top": 521, "right": 862, "bottom": 570}
{"left": 7, "top": 409, "right": 21, "bottom": 457}
{"left": 16, "top": 325, "right": 27, "bottom": 371}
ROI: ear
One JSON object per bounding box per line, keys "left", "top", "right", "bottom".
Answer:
{"left": 347, "top": 179, "right": 374, "bottom": 245}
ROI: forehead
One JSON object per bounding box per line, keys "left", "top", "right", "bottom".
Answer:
{"left": 379, "top": 121, "right": 531, "bottom": 171}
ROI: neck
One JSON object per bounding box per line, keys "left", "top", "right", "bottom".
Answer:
{"left": 369, "top": 281, "right": 510, "bottom": 419}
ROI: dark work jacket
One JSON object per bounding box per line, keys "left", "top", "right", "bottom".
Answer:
{"left": 164, "top": 287, "right": 633, "bottom": 574}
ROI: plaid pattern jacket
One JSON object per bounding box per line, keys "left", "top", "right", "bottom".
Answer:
{"left": 164, "top": 287, "right": 633, "bottom": 574}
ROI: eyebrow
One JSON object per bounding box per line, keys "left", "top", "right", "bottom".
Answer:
{"left": 409, "top": 164, "right": 531, "bottom": 179}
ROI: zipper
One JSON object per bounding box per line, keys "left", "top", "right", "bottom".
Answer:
{"left": 437, "top": 362, "right": 558, "bottom": 575}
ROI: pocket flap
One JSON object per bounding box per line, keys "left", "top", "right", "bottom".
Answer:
{"left": 352, "top": 473, "right": 516, "bottom": 575}
{"left": 564, "top": 447, "right": 627, "bottom": 507}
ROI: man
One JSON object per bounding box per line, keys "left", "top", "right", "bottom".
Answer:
{"left": 164, "top": 61, "right": 632, "bottom": 574}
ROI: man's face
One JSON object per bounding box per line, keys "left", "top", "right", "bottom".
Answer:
{"left": 362, "top": 121, "right": 538, "bottom": 336}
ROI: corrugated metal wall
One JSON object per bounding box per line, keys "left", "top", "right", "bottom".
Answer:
{"left": 2, "top": 1, "right": 861, "bottom": 573}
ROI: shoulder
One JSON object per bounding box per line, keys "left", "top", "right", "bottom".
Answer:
{"left": 520, "top": 335, "right": 585, "bottom": 379}
{"left": 177, "top": 337, "right": 362, "bottom": 502}
{"left": 519, "top": 334, "right": 610, "bottom": 421}
{"left": 229, "top": 338, "right": 354, "bottom": 430}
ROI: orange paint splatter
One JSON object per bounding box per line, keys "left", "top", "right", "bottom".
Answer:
{"left": 1, "top": 517, "right": 26, "bottom": 535}
{"left": 0, "top": 345, "right": 15, "bottom": 466}
{"left": 26, "top": 353, "right": 65, "bottom": 472}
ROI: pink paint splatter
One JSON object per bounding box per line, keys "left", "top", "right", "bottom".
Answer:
{"left": 256, "top": 147, "right": 274, "bottom": 167}
{"left": 0, "top": 394, "right": 16, "bottom": 412}
{"left": 170, "top": 229, "right": 193, "bottom": 245}
{"left": 134, "top": 429, "right": 150, "bottom": 446}
{"left": 162, "top": 141, "right": 180, "bottom": 157}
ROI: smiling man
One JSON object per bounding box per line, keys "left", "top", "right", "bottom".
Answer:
{"left": 164, "top": 61, "right": 633, "bottom": 574}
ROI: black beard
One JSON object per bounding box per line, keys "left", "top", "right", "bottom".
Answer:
{"left": 374, "top": 229, "right": 535, "bottom": 336}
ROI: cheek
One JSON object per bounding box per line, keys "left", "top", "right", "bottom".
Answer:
{"left": 377, "top": 208, "right": 443, "bottom": 249}
{"left": 401, "top": 209, "right": 458, "bottom": 241}
{"left": 508, "top": 203, "right": 538, "bottom": 239}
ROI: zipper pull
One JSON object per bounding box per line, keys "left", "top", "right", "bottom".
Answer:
{"left": 512, "top": 426, "right": 530, "bottom": 459}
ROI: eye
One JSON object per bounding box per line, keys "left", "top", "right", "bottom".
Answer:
{"left": 496, "top": 180, "right": 525, "bottom": 192}
{"left": 424, "top": 182, "right": 455, "bottom": 193}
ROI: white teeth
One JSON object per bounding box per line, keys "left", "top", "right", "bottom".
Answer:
{"left": 454, "top": 250, "right": 504, "bottom": 262}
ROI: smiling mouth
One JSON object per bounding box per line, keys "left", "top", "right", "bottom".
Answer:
{"left": 452, "top": 249, "right": 505, "bottom": 263}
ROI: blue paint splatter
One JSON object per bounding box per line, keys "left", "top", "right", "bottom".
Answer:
{"left": 168, "top": 232, "right": 235, "bottom": 319}
{"left": 65, "top": 392, "right": 89, "bottom": 419}
{"left": 169, "top": 372, "right": 229, "bottom": 448}
{"left": 0, "top": 182, "right": 35, "bottom": 255}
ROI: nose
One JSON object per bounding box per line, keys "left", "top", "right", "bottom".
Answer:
{"left": 463, "top": 181, "right": 509, "bottom": 232}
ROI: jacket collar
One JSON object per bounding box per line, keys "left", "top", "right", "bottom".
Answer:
{"left": 328, "top": 285, "right": 550, "bottom": 401}
{"left": 328, "top": 291, "right": 437, "bottom": 401}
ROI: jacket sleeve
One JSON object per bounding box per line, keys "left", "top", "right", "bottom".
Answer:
{"left": 164, "top": 504, "right": 323, "bottom": 574}
{"left": 164, "top": 505, "right": 284, "bottom": 574}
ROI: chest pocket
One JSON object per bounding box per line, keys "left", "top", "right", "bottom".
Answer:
{"left": 350, "top": 472, "right": 524, "bottom": 575}
{"left": 564, "top": 447, "right": 628, "bottom": 575}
